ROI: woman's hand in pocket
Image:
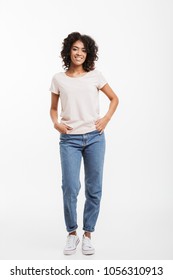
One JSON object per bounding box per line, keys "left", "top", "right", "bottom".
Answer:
{"left": 54, "top": 122, "right": 73, "bottom": 134}
{"left": 95, "top": 116, "right": 109, "bottom": 133}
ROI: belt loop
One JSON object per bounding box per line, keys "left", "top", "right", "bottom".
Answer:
{"left": 83, "top": 134, "right": 87, "bottom": 146}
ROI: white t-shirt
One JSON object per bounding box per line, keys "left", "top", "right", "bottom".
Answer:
{"left": 49, "top": 69, "right": 107, "bottom": 134}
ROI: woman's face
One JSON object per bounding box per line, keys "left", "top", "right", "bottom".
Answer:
{"left": 70, "top": 40, "right": 87, "bottom": 67}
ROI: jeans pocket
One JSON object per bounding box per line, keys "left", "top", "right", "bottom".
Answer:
{"left": 60, "top": 133, "right": 69, "bottom": 143}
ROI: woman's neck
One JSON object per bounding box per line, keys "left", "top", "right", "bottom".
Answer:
{"left": 67, "top": 65, "right": 86, "bottom": 75}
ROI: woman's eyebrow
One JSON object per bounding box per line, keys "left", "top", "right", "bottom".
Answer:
{"left": 73, "top": 45, "right": 86, "bottom": 49}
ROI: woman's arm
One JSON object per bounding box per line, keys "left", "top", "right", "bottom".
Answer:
{"left": 95, "top": 84, "right": 119, "bottom": 133}
{"left": 50, "top": 92, "right": 73, "bottom": 134}
{"left": 50, "top": 92, "right": 59, "bottom": 125}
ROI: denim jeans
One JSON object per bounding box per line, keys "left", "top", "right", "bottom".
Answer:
{"left": 59, "top": 129, "right": 106, "bottom": 233}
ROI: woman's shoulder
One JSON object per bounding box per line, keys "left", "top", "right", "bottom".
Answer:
{"left": 89, "top": 69, "right": 106, "bottom": 80}
{"left": 90, "top": 69, "right": 104, "bottom": 75}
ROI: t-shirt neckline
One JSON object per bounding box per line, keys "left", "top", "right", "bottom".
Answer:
{"left": 63, "top": 71, "right": 92, "bottom": 79}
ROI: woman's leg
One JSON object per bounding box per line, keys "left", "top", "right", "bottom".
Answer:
{"left": 82, "top": 130, "right": 106, "bottom": 233}
{"left": 59, "top": 134, "right": 82, "bottom": 233}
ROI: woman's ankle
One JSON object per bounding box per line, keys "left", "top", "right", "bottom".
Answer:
{"left": 84, "top": 231, "right": 91, "bottom": 238}
{"left": 69, "top": 231, "right": 77, "bottom": 236}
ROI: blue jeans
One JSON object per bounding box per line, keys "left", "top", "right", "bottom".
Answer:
{"left": 59, "top": 129, "right": 106, "bottom": 233}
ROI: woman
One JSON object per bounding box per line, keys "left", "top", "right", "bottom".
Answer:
{"left": 49, "top": 32, "right": 119, "bottom": 255}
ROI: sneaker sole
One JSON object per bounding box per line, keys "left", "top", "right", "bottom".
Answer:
{"left": 82, "top": 249, "right": 95, "bottom": 255}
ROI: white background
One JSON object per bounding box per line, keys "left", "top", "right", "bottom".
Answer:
{"left": 0, "top": 0, "right": 173, "bottom": 260}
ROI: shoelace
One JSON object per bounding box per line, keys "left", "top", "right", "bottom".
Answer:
{"left": 83, "top": 237, "right": 93, "bottom": 248}
{"left": 66, "top": 235, "right": 76, "bottom": 247}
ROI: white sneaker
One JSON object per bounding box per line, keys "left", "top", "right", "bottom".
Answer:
{"left": 82, "top": 235, "right": 95, "bottom": 255}
{"left": 63, "top": 235, "right": 80, "bottom": 255}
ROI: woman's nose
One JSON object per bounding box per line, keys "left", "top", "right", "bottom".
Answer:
{"left": 77, "top": 49, "right": 82, "bottom": 55}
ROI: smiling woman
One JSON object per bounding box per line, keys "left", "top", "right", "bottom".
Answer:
{"left": 71, "top": 42, "right": 87, "bottom": 60}
{"left": 60, "top": 32, "right": 98, "bottom": 73}
{"left": 49, "top": 31, "right": 119, "bottom": 256}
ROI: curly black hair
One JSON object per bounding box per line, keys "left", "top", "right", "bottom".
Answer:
{"left": 60, "top": 32, "right": 98, "bottom": 72}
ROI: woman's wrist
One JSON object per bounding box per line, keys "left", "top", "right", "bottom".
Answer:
{"left": 104, "top": 115, "right": 111, "bottom": 122}
{"left": 53, "top": 120, "right": 59, "bottom": 127}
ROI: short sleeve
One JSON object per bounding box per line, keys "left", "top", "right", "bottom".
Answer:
{"left": 49, "top": 74, "right": 60, "bottom": 95}
{"left": 97, "top": 71, "right": 107, "bottom": 90}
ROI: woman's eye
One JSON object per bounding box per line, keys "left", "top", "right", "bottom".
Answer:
{"left": 72, "top": 48, "right": 86, "bottom": 52}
